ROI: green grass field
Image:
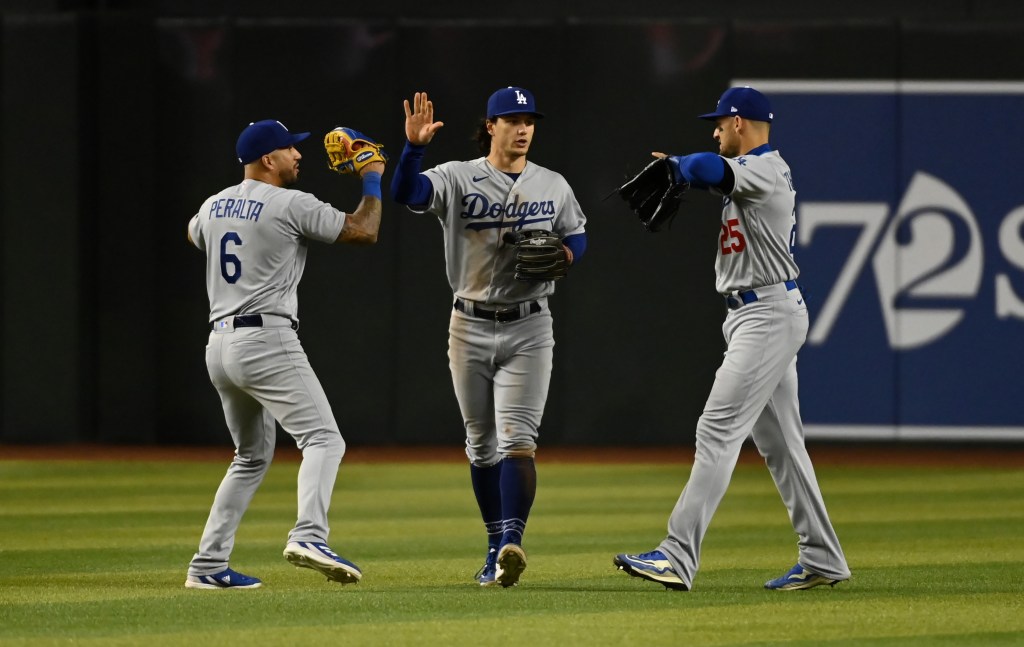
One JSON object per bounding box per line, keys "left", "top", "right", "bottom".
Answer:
{"left": 1, "top": 455, "right": 1022, "bottom": 646}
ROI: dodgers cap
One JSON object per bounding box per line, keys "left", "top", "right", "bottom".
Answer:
{"left": 698, "top": 86, "right": 774, "bottom": 123}
{"left": 486, "top": 86, "right": 545, "bottom": 119}
{"left": 236, "top": 119, "right": 311, "bottom": 164}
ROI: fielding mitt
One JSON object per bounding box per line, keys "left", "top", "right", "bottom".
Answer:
{"left": 503, "top": 229, "right": 569, "bottom": 281}
{"left": 616, "top": 157, "right": 688, "bottom": 232}
{"left": 324, "top": 127, "right": 387, "bottom": 175}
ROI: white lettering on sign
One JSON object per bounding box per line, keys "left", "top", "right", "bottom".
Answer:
{"left": 996, "top": 205, "right": 1024, "bottom": 319}
{"left": 799, "top": 171, "right": 1020, "bottom": 349}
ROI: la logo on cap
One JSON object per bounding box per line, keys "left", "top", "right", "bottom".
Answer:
{"left": 486, "top": 86, "right": 545, "bottom": 119}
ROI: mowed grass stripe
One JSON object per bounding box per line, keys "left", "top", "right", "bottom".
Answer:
{"left": 0, "top": 459, "right": 1021, "bottom": 646}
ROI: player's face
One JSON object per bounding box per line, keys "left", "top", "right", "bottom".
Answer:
{"left": 489, "top": 115, "right": 535, "bottom": 158}
{"left": 713, "top": 116, "right": 740, "bottom": 157}
{"left": 268, "top": 146, "right": 302, "bottom": 186}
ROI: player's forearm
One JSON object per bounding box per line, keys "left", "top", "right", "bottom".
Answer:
{"left": 338, "top": 196, "right": 381, "bottom": 244}
{"left": 337, "top": 171, "right": 383, "bottom": 244}
{"left": 389, "top": 142, "right": 432, "bottom": 206}
{"left": 671, "top": 153, "right": 732, "bottom": 191}
{"left": 563, "top": 233, "right": 587, "bottom": 263}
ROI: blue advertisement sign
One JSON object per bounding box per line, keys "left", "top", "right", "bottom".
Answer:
{"left": 738, "top": 81, "right": 1024, "bottom": 440}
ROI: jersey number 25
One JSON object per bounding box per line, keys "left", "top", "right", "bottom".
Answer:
{"left": 720, "top": 218, "right": 746, "bottom": 254}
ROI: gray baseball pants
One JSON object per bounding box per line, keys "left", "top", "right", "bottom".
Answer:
{"left": 448, "top": 300, "right": 554, "bottom": 466}
{"left": 188, "top": 316, "right": 344, "bottom": 576}
{"left": 658, "top": 285, "right": 850, "bottom": 587}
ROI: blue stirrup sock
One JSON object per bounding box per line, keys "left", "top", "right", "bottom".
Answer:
{"left": 499, "top": 456, "right": 537, "bottom": 547}
{"left": 470, "top": 462, "right": 503, "bottom": 551}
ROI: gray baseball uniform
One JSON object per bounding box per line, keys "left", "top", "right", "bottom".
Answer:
{"left": 415, "top": 158, "right": 586, "bottom": 464}
{"left": 657, "top": 148, "right": 850, "bottom": 587}
{"left": 393, "top": 87, "right": 587, "bottom": 588}
{"left": 186, "top": 178, "right": 347, "bottom": 577}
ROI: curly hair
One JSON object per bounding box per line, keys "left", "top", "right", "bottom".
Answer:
{"left": 472, "top": 118, "right": 492, "bottom": 155}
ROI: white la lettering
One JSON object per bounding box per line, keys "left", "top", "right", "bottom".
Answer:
{"left": 515, "top": 90, "right": 527, "bottom": 105}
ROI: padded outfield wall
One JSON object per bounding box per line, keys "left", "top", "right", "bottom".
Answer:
{"left": 1, "top": 8, "right": 1022, "bottom": 445}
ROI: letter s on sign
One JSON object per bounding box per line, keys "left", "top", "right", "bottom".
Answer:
{"left": 996, "top": 205, "right": 1024, "bottom": 319}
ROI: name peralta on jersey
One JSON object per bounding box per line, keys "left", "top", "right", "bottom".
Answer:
{"left": 415, "top": 157, "right": 587, "bottom": 305}
{"left": 713, "top": 150, "right": 800, "bottom": 294}
{"left": 188, "top": 179, "right": 346, "bottom": 322}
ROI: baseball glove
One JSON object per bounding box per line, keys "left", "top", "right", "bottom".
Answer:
{"left": 324, "top": 127, "right": 387, "bottom": 175}
{"left": 616, "top": 157, "right": 688, "bottom": 232}
{"left": 502, "top": 229, "right": 569, "bottom": 281}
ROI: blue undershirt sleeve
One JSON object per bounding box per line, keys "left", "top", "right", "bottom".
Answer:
{"left": 563, "top": 232, "right": 587, "bottom": 263}
{"left": 389, "top": 142, "right": 433, "bottom": 207}
{"left": 671, "top": 153, "right": 727, "bottom": 190}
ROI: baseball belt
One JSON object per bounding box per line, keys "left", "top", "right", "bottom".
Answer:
{"left": 210, "top": 314, "right": 299, "bottom": 332}
{"left": 454, "top": 299, "right": 541, "bottom": 323}
{"left": 725, "top": 280, "right": 798, "bottom": 310}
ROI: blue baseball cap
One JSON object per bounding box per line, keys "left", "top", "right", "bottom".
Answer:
{"left": 698, "top": 86, "right": 774, "bottom": 122}
{"left": 486, "top": 86, "right": 544, "bottom": 119}
{"left": 236, "top": 119, "right": 310, "bottom": 164}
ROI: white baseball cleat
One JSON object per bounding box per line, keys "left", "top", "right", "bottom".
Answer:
{"left": 495, "top": 543, "right": 527, "bottom": 588}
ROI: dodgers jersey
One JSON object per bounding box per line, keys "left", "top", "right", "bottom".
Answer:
{"left": 416, "top": 158, "right": 587, "bottom": 304}
{"left": 188, "top": 179, "right": 346, "bottom": 322}
{"left": 713, "top": 149, "right": 799, "bottom": 294}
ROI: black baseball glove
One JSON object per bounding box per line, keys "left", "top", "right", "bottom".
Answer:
{"left": 502, "top": 229, "right": 569, "bottom": 281}
{"left": 615, "top": 157, "right": 689, "bottom": 232}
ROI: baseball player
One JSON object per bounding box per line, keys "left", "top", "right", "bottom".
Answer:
{"left": 183, "top": 119, "right": 385, "bottom": 589}
{"left": 390, "top": 88, "right": 587, "bottom": 587}
{"left": 614, "top": 87, "right": 851, "bottom": 591}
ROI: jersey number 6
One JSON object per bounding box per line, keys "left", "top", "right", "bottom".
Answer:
{"left": 720, "top": 218, "right": 747, "bottom": 254}
{"left": 220, "top": 232, "right": 242, "bottom": 284}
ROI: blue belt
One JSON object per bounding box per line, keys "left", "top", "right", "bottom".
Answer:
{"left": 725, "top": 280, "right": 798, "bottom": 310}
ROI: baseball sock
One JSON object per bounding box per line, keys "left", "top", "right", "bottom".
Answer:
{"left": 470, "top": 462, "right": 503, "bottom": 551}
{"left": 499, "top": 456, "right": 537, "bottom": 547}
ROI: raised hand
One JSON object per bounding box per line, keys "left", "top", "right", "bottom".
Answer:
{"left": 404, "top": 91, "right": 445, "bottom": 145}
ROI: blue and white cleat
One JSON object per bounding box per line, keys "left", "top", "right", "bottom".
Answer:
{"left": 495, "top": 543, "right": 527, "bottom": 588}
{"left": 475, "top": 547, "right": 499, "bottom": 587}
{"left": 614, "top": 550, "right": 688, "bottom": 591}
{"left": 764, "top": 563, "right": 843, "bottom": 590}
{"left": 284, "top": 541, "right": 362, "bottom": 584}
{"left": 184, "top": 567, "right": 262, "bottom": 590}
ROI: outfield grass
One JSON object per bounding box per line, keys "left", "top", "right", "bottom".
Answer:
{"left": 1, "top": 456, "right": 1022, "bottom": 645}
